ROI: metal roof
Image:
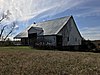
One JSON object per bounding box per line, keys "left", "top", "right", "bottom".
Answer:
{"left": 14, "top": 16, "right": 71, "bottom": 39}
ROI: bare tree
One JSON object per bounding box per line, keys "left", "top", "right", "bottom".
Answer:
{"left": 4, "top": 22, "right": 17, "bottom": 40}
{"left": 0, "top": 10, "right": 17, "bottom": 41}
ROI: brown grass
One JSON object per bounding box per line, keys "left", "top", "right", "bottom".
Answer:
{"left": 0, "top": 46, "right": 100, "bottom": 75}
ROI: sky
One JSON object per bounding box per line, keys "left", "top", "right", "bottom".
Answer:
{"left": 0, "top": 0, "right": 100, "bottom": 40}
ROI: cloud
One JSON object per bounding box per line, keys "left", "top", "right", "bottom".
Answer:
{"left": 0, "top": 0, "right": 99, "bottom": 20}
{"left": 0, "top": 0, "right": 83, "bottom": 21}
{"left": 75, "top": 8, "right": 100, "bottom": 17}
{"left": 73, "top": 0, "right": 100, "bottom": 17}
{"left": 0, "top": 0, "right": 100, "bottom": 40}
{"left": 81, "top": 26, "right": 100, "bottom": 40}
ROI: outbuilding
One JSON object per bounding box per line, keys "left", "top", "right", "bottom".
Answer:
{"left": 14, "top": 16, "right": 83, "bottom": 49}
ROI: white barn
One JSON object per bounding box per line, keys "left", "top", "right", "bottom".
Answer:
{"left": 14, "top": 16, "right": 83, "bottom": 49}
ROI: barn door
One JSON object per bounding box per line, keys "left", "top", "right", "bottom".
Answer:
{"left": 28, "top": 33, "right": 37, "bottom": 47}
{"left": 56, "top": 36, "right": 62, "bottom": 47}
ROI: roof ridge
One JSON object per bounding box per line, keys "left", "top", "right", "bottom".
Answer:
{"left": 37, "top": 16, "right": 71, "bottom": 23}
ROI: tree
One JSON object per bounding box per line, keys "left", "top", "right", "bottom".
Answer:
{"left": 0, "top": 10, "right": 17, "bottom": 41}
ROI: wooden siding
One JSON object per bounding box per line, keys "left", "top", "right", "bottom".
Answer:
{"left": 58, "top": 17, "right": 82, "bottom": 46}
{"left": 28, "top": 27, "right": 44, "bottom": 35}
{"left": 36, "top": 36, "right": 56, "bottom": 46}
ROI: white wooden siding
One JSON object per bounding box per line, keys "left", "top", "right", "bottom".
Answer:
{"left": 28, "top": 27, "right": 44, "bottom": 35}
{"left": 58, "top": 17, "right": 82, "bottom": 46}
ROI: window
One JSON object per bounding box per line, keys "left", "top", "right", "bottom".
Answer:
{"left": 67, "top": 37, "right": 69, "bottom": 41}
{"left": 75, "top": 38, "right": 77, "bottom": 42}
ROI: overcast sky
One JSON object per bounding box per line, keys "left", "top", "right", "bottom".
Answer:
{"left": 0, "top": 0, "right": 100, "bottom": 40}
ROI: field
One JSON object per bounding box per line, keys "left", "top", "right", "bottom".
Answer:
{"left": 0, "top": 46, "right": 100, "bottom": 75}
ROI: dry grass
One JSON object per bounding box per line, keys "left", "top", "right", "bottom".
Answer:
{"left": 0, "top": 46, "right": 100, "bottom": 75}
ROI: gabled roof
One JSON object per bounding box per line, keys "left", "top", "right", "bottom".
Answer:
{"left": 14, "top": 16, "right": 71, "bottom": 39}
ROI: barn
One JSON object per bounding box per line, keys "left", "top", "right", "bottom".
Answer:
{"left": 14, "top": 16, "right": 83, "bottom": 49}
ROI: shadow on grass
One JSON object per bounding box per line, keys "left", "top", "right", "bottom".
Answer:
{"left": 33, "top": 46, "right": 100, "bottom": 53}
{"left": 0, "top": 45, "right": 100, "bottom": 53}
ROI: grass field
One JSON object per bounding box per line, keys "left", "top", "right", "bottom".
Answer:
{"left": 0, "top": 46, "right": 100, "bottom": 75}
